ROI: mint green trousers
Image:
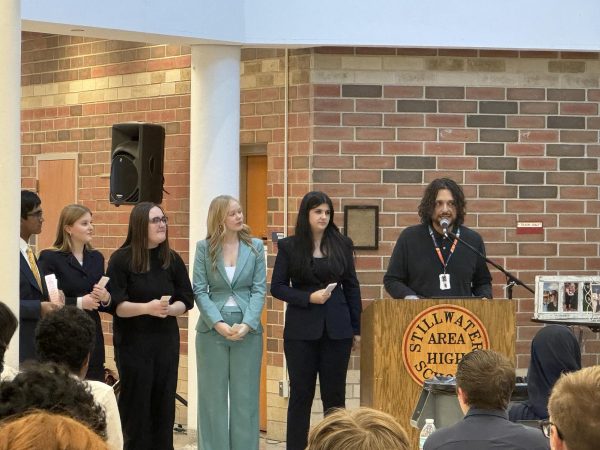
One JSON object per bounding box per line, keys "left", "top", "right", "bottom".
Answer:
{"left": 196, "top": 308, "right": 262, "bottom": 450}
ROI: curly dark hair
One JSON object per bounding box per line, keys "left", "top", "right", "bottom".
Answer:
{"left": 35, "top": 306, "right": 95, "bottom": 375}
{"left": 0, "top": 362, "right": 107, "bottom": 439}
{"left": 0, "top": 302, "right": 18, "bottom": 375}
{"left": 418, "top": 178, "right": 466, "bottom": 227}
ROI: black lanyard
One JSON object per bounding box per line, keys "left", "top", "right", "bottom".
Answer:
{"left": 428, "top": 225, "right": 460, "bottom": 274}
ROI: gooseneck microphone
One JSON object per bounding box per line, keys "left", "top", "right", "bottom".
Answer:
{"left": 440, "top": 218, "right": 450, "bottom": 235}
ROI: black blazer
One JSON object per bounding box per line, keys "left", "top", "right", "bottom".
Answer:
{"left": 270, "top": 236, "right": 362, "bottom": 340}
{"left": 19, "top": 252, "right": 48, "bottom": 362}
{"left": 38, "top": 248, "right": 109, "bottom": 380}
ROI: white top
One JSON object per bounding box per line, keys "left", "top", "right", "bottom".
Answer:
{"left": 0, "top": 365, "right": 18, "bottom": 382}
{"left": 224, "top": 266, "right": 238, "bottom": 306}
{"left": 86, "top": 380, "right": 124, "bottom": 450}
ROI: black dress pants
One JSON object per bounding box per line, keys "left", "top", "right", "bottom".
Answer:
{"left": 115, "top": 332, "right": 179, "bottom": 450}
{"left": 284, "top": 334, "right": 353, "bottom": 450}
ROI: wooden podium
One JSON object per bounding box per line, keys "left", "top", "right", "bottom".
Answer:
{"left": 360, "top": 298, "right": 515, "bottom": 444}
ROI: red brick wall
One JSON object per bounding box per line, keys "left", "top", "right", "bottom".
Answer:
{"left": 20, "top": 34, "right": 193, "bottom": 422}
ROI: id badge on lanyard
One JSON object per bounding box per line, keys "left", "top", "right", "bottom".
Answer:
{"left": 429, "top": 226, "right": 459, "bottom": 291}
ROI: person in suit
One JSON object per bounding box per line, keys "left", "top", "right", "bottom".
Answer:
{"left": 270, "top": 191, "right": 362, "bottom": 450}
{"left": 38, "top": 204, "right": 111, "bottom": 381}
{"left": 19, "top": 190, "right": 60, "bottom": 362}
{"left": 107, "top": 202, "right": 194, "bottom": 450}
{"left": 193, "top": 195, "right": 266, "bottom": 450}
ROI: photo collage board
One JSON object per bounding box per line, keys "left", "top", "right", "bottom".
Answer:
{"left": 535, "top": 275, "right": 600, "bottom": 321}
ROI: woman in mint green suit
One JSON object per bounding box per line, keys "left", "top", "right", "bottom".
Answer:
{"left": 193, "top": 195, "right": 266, "bottom": 450}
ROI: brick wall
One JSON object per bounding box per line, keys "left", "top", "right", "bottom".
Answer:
{"left": 309, "top": 47, "right": 600, "bottom": 371}
{"left": 20, "top": 35, "right": 600, "bottom": 438}
{"left": 250, "top": 47, "right": 600, "bottom": 438}
{"left": 20, "top": 32, "right": 192, "bottom": 426}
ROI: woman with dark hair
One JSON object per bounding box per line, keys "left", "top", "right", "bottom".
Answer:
{"left": 193, "top": 195, "right": 266, "bottom": 450}
{"left": 271, "top": 191, "right": 362, "bottom": 450}
{"left": 38, "top": 204, "right": 111, "bottom": 381}
{"left": 509, "top": 325, "right": 581, "bottom": 421}
{"left": 106, "top": 202, "right": 194, "bottom": 450}
{"left": 0, "top": 301, "right": 18, "bottom": 381}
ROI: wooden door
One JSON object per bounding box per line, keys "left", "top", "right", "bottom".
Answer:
{"left": 242, "top": 153, "right": 268, "bottom": 430}
{"left": 36, "top": 157, "right": 77, "bottom": 251}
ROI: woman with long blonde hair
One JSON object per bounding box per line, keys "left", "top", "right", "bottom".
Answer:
{"left": 38, "top": 204, "right": 111, "bottom": 381}
{"left": 193, "top": 195, "right": 266, "bottom": 450}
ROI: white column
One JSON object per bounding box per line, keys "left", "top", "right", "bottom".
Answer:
{"left": 0, "top": 0, "right": 22, "bottom": 369}
{"left": 187, "top": 44, "right": 241, "bottom": 433}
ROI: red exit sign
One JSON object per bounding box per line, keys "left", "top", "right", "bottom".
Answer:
{"left": 516, "top": 222, "right": 543, "bottom": 234}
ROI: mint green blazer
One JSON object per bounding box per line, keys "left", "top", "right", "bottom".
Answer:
{"left": 193, "top": 238, "right": 266, "bottom": 333}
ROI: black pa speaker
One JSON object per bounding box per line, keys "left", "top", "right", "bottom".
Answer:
{"left": 110, "top": 122, "right": 165, "bottom": 205}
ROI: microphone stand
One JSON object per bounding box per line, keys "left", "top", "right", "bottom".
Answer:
{"left": 444, "top": 229, "right": 534, "bottom": 300}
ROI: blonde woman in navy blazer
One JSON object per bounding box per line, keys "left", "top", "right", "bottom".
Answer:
{"left": 38, "top": 204, "right": 111, "bottom": 381}
{"left": 193, "top": 195, "right": 266, "bottom": 450}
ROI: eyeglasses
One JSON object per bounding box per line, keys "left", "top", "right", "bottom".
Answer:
{"left": 540, "top": 419, "right": 563, "bottom": 440}
{"left": 27, "top": 210, "right": 43, "bottom": 218}
{"left": 149, "top": 216, "right": 168, "bottom": 225}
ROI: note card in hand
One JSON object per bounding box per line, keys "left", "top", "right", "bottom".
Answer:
{"left": 97, "top": 276, "right": 109, "bottom": 288}
{"left": 44, "top": 274, "right": 60, "bottom": 304}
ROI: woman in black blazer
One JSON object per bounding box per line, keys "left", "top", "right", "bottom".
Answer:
{"left": 271, "top": 191, "right": 362, "bottom": 450}
{"left": 38, "top": 204, "right": 111, "bottom": 381}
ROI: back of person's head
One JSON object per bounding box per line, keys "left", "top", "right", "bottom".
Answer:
{"left": 0, "top": 410, "right": 108, "bottom": 450}
{"left": 20, "top": 190, "right": 41, "bottom": 219}
{"left": 0, "top": 301, "right": 18, "bottom": 374}
{"left": 456, "top": 349, "right": 515, "bottom": 410}
{"left": 527, "top": 325, "right": 581, "bottom": 418}
{"left": 306, "top": 407, "right": 410, "bottom": 450}
{"left": 35, "top": 306, "right": 95, "bottom": 375}
{"left": 548, "top": 366, "right": 600, "bottom": 450}
{"left": 0, "top": 362, "right": 107, "bottom": 439}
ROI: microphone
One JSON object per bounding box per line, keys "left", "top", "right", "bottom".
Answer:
{"left": 440, "top": 218, "right": 450, "bottom": 235}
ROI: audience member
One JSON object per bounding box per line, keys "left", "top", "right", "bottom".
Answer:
{"left": 0, "top": 301, "right": 18, "bottom": 381}
{"left": 19, "top": 190, "right": 60, "bottom": 362}
{"left": 546, "top": 366, "right": 600, "bottom": 450}
{"left": 306, "top": 407, "right": 410, "bottom": 450}
{"left": 424, "top": 349, "right": 548, "bottom": 450}
{"left": 0, "top": 361, "right": 107, "bottom": 439}
{"left": 509, "top": 325, "right": 581, "bottom": 422}
{"left": 35, "top": 306, "right": 123, "bottom": 450}
{"left": 0, "top": 410, "right": 108, "bottom": 450}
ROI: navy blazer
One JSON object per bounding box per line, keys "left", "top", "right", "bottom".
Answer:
{"left": 38, "top": 248, "right": 109, "bottom": 379}
{"left": 19, "top": 252, "right": 49, "bottom": 362}
{"left": 270, "top": 236, "right": 362, "bottom": 340}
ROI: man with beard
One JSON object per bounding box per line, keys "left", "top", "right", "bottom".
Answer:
{"left": 384, "top": 178, "right": 492, "bottom": 299}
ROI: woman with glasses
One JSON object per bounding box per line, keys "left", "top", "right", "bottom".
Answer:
{"left": 38, "top": 204, "right": 111, "bottom": 381}
{"left": 193, "top": 195, "right": 266, "bottom": 450}
{"left": 107, "top": 202, "right": 194, "bottom": 450}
